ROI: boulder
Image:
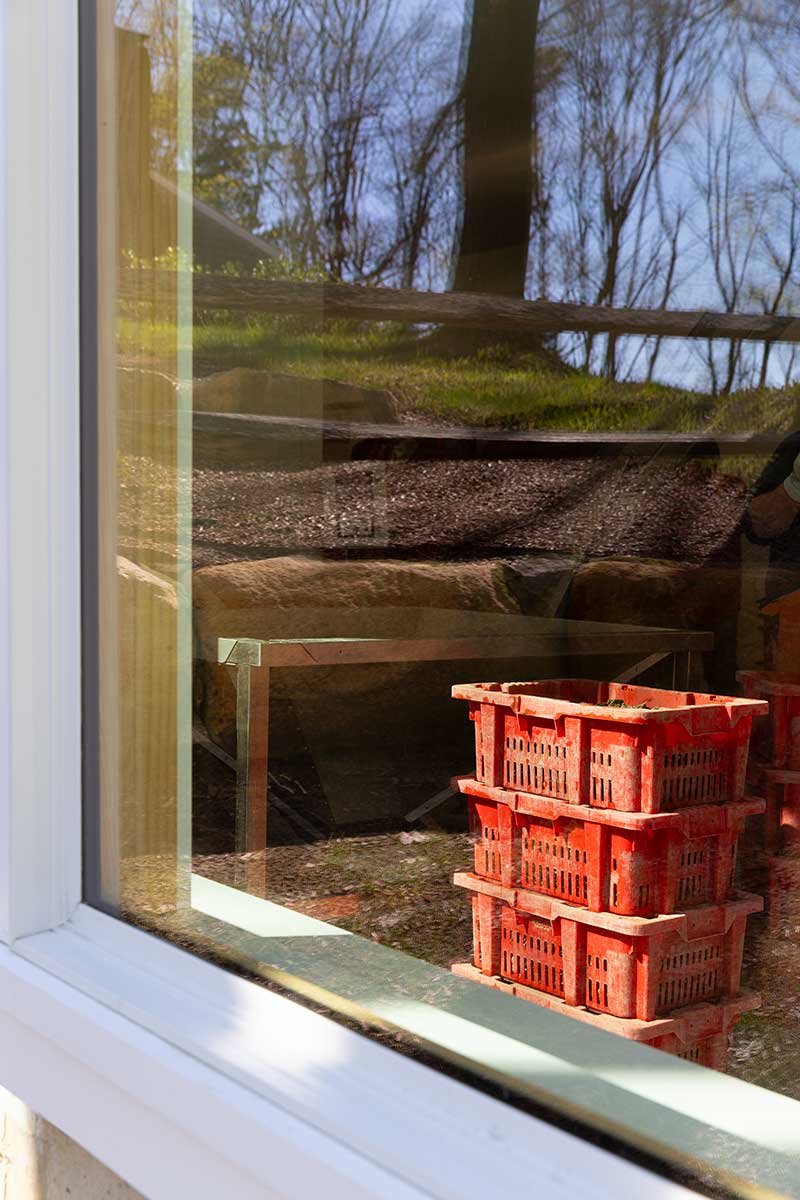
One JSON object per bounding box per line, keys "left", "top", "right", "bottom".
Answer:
{"left": 191, "top": 369, "right": 401, "bottom": 469}
{"left": 192, "top": 367, "right": 400, "bottom": 424}
{"left": 568, "top": 557, "right": 741, "bottom": 630}
{"left": 566, "top": 553, "right": 800, "bottom": 690}
{"left": 118, "top": 553, "right": 178, "bottom": 615}
{"left": 193, "top": 554, "right": 521, "bottom": 656}
{"left": 116, "top": 368, "right": 178, "bottom": 467}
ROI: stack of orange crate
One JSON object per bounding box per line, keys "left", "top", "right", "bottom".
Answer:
{"left": 738, "top": 670, "right": 800, "bottom": 928}
{"left": 450, "top": 679, "right": 768, "bottom": 1070}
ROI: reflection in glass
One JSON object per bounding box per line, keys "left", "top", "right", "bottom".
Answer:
{"left": 87, "top": 2, "right": 800, "bottom": 1188}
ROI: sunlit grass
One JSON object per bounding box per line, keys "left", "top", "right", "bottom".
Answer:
{"left": 118, "top": 311, "right": 800, "bottom": 439}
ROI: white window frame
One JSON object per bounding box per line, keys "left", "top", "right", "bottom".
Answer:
{"left": 0, "top": 6, "right": 794, "bottom": 1199}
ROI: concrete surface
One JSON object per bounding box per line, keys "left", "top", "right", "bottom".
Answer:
{"left": 0, "top": 1088, "right": 142, "bottom": 1199}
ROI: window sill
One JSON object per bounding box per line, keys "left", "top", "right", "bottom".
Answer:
{"left": 0, "top": 902, "right": 709, "bottom": 1200}
{"left": 0, "top": 896, "right": 793, "bottom": 1200}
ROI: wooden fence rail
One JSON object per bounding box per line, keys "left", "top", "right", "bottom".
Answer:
{"left": 122, "top": 269, "right": 800, "bottom": 344}
{"left": 190, "top": 411, "right": 784, "bottom": 460}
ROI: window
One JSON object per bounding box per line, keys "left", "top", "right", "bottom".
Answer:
{"left": 3, "top": 3, "right": 800, "bottom": 1199}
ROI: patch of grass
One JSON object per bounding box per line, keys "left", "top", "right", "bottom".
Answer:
{"left": 118, "top": 310, "right": 800, "bottom": 442}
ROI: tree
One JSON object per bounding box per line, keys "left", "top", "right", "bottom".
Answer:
{"left": 692, "top": 93, "right": 759, "bottom": 396}
{"left": 554, "top": 0, "right": 729, "bottom": 379}
{"left": 192, "top": 48, "right": 263, "bottom": 231}
{"left": 384, "top": 49, "right": 460, "bottom": 289}
{"left": 452, "top": 0, "right": 540, "bottom": 297}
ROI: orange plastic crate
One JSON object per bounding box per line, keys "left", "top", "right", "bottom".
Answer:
{"left": 452, "top": 679, "right": 766, "bottom": 814}
{"left": 746, "top": 767, "right": 800, "bottom": 852}
{"left": 461, "top": 777, "right": 764, "bottom": 916}
{"left": 451, "top": 962, "right": 759, "bottom": 1070}
{"left": 456, "top": 870, "right": 761, "bottom": 1021}
{"left": 738, "top": 671, "right": 800, "bottom": 770}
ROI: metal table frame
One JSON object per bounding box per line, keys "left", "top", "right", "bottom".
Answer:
{"left": 206, "top": 624, "right": 713, "bottom": 893}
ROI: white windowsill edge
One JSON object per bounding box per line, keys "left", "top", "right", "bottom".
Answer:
{"left": 6, "top": 903, "right": 707, "bottom": 1200}
{"left": 188, "top": 872, "right": 800, "bottom": 1200}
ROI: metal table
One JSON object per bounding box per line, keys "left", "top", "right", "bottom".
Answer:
{"left": 207, "top": 619, "right": 713, "bottom": 893}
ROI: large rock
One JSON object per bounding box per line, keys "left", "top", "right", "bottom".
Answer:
{"left": 118, "top": 365, "right": 402, "bottom": 471}
{"left": 193, "top": 554, "right": 521, "bottom": 654}
{"left": 192, "top": 367, "right": 400, "bottom": 424}
{"left": 568, "top": 557, "right": 740, "bottom": 630}
{"left": 567, "top": 553, "right": 800, "bottom": 690}
{"left": 193, "top": 555, "right": 531, "bottom": 824}
{"left": 192, "top": 368, "right": 401, "bottom": 469}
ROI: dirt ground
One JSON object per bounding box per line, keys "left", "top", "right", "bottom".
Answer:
{"left": 196, "top": 829, "right": 474, "bottom": 967}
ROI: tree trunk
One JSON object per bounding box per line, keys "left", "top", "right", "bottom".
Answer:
{"left": 452, "top": 0, "right": 540, "bottom": 298}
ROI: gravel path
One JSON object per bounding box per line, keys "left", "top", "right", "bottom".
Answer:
{"left": 186, "top": 455, "right": 749, "bottom": 568}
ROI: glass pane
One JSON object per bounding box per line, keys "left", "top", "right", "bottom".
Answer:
{"left": 85, "top": 1, "right": 800, "bottom": 1193}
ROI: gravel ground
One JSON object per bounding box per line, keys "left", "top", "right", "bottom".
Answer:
{"left": 189, "top": 456, "right": 748, "bottom": 567}
{"left": 194, "top": 829, "right": 474, "bottom": 968}
{"left": 120, "top": 452, "right": 750, "bottom": 568}
{"left": 122, "top": 823, "right": 800, "bottom": 1101}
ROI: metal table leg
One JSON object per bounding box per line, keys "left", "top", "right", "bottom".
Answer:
{"left": 614, "top": 650, "right": 670, "bottom": 684}
{"left": 219, "top": 638, "right": 269, "bottom": 896}
{"left": 673, "top": 649, "right": 699, "bottom": 690}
